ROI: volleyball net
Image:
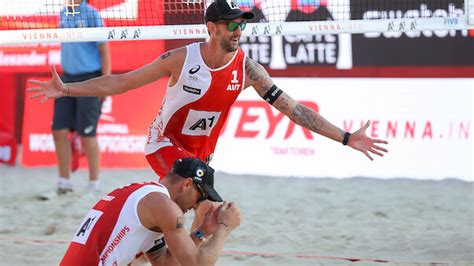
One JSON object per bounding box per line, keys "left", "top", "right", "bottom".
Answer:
{"left": 0, "top": 0, "right": 472, "bottom": 44}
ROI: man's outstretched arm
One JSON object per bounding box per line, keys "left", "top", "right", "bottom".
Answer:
{"left": 244, "top": 56, "right": 388, "bottom": 160}
{"left": 27, "top": 49, "right": 182, "bottom": 103}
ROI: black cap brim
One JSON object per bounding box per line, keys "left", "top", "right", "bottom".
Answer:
{"left": 202, "top": 184, "right": 223, "bottom": 202}
{"left": 220, "top": 9, "right": 254, "bottom": 21}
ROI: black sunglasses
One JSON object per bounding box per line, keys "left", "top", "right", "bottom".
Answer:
{"left": 216, "top": 20, "right": 247, "bottom": 32}
{"left": 193, "top": 182, "right": 207, "bottom": 203}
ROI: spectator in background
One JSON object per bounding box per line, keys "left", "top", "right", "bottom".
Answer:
{"left": 44, "top": 0, "right": 110, "bottom": 198}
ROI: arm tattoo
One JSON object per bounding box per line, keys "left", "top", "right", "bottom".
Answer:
{"left": 245, "top": 57, "right": 261, "bottom": 82}
{"left": 160, "top": 51, "right": 171, "bottom": 60}
{"left": 176, "top": 216, "right": 184, "bottom": 228}
{"left": 245, "top": 57, "right": 272, "bottom": 90}
{"left": 267, "top": 90, "right": 292, "bottom": 114}
{"left": 292, "top": 104, "right": 325, "bottom": 133}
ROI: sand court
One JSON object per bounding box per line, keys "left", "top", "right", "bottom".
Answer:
{"left": 0, "top": 166, "right": 473, "bottom": 265}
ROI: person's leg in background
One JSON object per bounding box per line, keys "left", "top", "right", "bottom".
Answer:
{"left": 51, "top": 96, "right": 76, "bottom": 194}
{"left": 81, "top": 135, "right": 100, "bottom": 191}
{"left": 77, "top": 96, "right": 102, "bottom": 193}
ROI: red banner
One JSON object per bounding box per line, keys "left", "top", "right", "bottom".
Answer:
{"left": 22, "top": 77, "right": 167, "bottom": 168}
{"left": 0, "top": 74, "right": 16, "bottom": 133}
{"left": 0, "top": 41, "right": 164, "bottom": 73}
{"left": 0, "top": 73, "right": 17, "bottom": 165}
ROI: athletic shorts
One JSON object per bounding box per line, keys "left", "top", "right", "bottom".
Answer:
{"left": 52, "top": 71, "right": 102, "bottom": 137}
{"left": 146, "top": 145, "right": 191, "bottom": 181}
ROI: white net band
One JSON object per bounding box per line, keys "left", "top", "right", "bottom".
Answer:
{"left": 0, "top": 17, "right": 471, "bottom": 45}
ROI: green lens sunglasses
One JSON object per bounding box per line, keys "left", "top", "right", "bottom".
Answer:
{"left": 217, "top": 21, "right": 247, "bottom": 32}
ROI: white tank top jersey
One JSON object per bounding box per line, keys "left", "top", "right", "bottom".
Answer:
{"left": 61, "top": 182, "right": 170, "bottom": 266}
{"left": 145, "top": 42, "right": 246, "bottom": 161}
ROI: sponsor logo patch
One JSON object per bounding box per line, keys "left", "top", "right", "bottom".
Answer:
{"left": 183, "top": 85, "right": 201, "bottom": 95}
{"left": 72, "top": 209, "right": 103, "bottom": 245}
{"left": 189, "top": 65, "right": 201, "bottom": 74}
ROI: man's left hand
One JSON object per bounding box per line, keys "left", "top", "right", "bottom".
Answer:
{"left": 348, "top": 121, "right": 389, "bottom": 161}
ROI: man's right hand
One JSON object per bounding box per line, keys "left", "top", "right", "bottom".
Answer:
{"left": 217, "top": 202, "right": 241, "bottom": 231}
{"left": 28, "top": 65, "right": 66, "bottom": 103}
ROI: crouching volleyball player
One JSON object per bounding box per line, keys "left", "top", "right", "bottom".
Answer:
{"left": 61, "top": 158, "right": 241, "bottom": 266}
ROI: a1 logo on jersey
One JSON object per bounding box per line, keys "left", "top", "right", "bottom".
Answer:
{"left": 72, "top": 209, "right": 103, "bottom": 245}
{"left": 227, "top": 70, "right": 240, "bottom": 91}
{"left": 182, "top": 110, "right": 221, "bottom": 136}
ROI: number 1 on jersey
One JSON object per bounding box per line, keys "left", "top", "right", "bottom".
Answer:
{"left": 231, "top": 70, "right": 238, "bottom": 84}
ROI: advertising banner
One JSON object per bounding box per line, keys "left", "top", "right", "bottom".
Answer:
{"left": 0, "top": 41, "right": 164, "bottom": 73}
{"left": 238, "top": 0, "right": 473, "bottom": 72}
{"left": 211, "top": 78, "right": 473, "bottom": 181}
{"left": 240, "top": 0, "right": 353, "bottom": 70}
{"left": 22, "top": 77, "right": 168, "bottom": 168}
{"left": 350, "top": 0, "right": 474, "bottom": 66}
{"left": 21, "top": 77, "right": 472, "bottom": 180}
{"left": 0, "top": 73, "right": 17, "bottom": 165}
{"left": 0, "top": 74, "right": 16, "bottom": 134}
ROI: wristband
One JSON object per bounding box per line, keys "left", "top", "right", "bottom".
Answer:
{"left": 342, "top": 132, "right": 351, "bottom": 146}
{"left": 263, "top": 84, "right": 283, "bottom": 105}
{"left": 64, "top": 84, "right": 70, "bottom": 97}
{"left": 194, "top": 228, "right": 206, "bottom": 241}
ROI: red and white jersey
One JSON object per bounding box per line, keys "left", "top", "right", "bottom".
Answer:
{"left": 145, "top": 42, "right": 246, "bottom": 161}
{"left": 61, "top": 182, "right": 169, "bottom": 266}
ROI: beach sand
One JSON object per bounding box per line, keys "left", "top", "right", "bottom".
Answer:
{"left": 0, "top": 165, "right": 473, "bottom": 265}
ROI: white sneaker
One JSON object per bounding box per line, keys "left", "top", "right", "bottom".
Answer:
{"left": 38, "top": 178, "right": 73, "bottom": 200}
{"left": 57, "top": 178, "right": 73, "bottom": 194}
{"left": 86, "top": 181, "right": 101, "bottom": 195}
